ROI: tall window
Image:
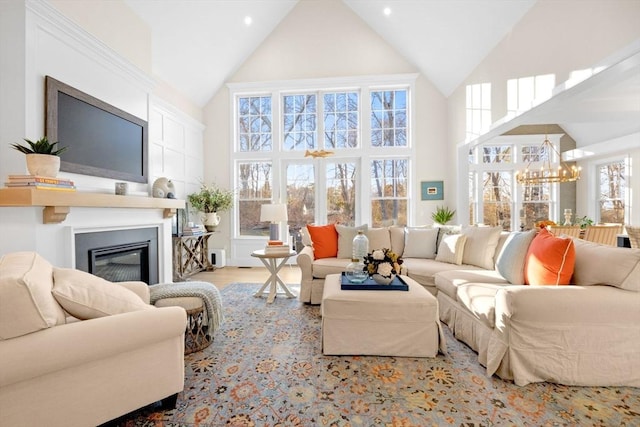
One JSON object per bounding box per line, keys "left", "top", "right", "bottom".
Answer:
{"left": 465, "top": 83, "right": 491, "bottom": 141}
{"left": 237, "top": 161, "right": 272, "bottom": 236}
{"left": 283, "top": 94, "right": 316, "bottom": 151}
{"left": 370, "top": 159, "right": 408, "bottom": 226}
{"left": 238, "top": 96, "right": 272, "bottom": 152}
{"left": 598, "top": 160, "right": 626, "bottom": 224}
{"left": 507, "top": 74, "right": 555, "bottom": 115}
{"left": 468, "top": 135, "right": 561, "bottom": 230}
{"left": 371, "top": 90, "right": 407, "bottom": 147}
{"left": 324, "top": 92, "right": 359, "bottom": 149}
{"left": 231, "top": 76, "right": 414, "bottom": 238}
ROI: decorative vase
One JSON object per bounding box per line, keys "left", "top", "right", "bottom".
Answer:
{"left": 372, "top": 273, "right": 395, "bottom": 285}
{"left": 203, "top": 212, "right": 220, "bottom": 231}
{"left": 345, "top": 259, "right": 368, "bottom": 283}
{"left": 26, "top": 154, "right": 60, "bottom": 177}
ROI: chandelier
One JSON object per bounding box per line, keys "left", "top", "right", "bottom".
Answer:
{"left": 515, "top": 136, "right": 581, "bottom": 185}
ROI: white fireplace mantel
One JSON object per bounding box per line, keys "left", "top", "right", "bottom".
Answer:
{"left": 0, "top": 188, "right": 185, "bottom": 223}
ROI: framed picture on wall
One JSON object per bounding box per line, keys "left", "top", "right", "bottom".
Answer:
{"left": 421, "top": 181, "right": 444, "bottom": 201}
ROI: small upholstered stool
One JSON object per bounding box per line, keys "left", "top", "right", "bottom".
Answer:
{"left": 149, "top": 281, "right": 224, "bottom": 355}
{"left": 155, "top": 297, "right": 212, "bottom": 354}
{"left": 321, "top": 273, "right": 445, "bottom": 357}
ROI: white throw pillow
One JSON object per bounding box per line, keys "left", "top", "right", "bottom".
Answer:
{"left": 52, "top": 268, "right": 153, "bottom": 320}
{"left": 435, "top": 234, "right": 467, "bottom": 265}
{"left": 495, "top": 230, "right": 537, "bottom": 285}
{"left": 336, "top": 224, "right": 368, "bottom": 259}
{"left": 0, "top": 252, "right": 66, "bottom": 340}
{"left": 367, "top": 227, "right": 391, "bottom": 252}
{"left": 403, "top": 227, "right": 439, "bottom": 258}
{"left": 461, "top": 226, "right": 503, "bottom": 269}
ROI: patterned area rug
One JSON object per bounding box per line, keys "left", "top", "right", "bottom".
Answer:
{"left": 121, "top": 283, "right": 639, "bottom": 426}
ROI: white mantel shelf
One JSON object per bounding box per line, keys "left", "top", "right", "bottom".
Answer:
{"left": 0, "top": 187, "right": 185, "bottom": 224}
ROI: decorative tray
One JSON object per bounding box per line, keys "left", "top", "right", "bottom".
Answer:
{"left": 340, "top": 272, "right": 409, "bottom": 291}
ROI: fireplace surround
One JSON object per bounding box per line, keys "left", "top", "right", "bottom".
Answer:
{"left": 75, "top": 227, "right": 159, "bottom": 285}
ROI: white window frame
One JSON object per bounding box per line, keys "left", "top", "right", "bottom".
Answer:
{"left": 468, "top": 135, "right": 562, "bottom": 230}
{"left": 228, "top": 75, "right": 417, "bottom": 262}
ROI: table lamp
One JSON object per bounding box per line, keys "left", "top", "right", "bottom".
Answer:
{"left": 260, "top": 203, "right": 288, "bottom": 241}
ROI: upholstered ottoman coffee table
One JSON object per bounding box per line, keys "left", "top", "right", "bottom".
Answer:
{"left": 321, "top": 273, "right": 445, "bottom": 357}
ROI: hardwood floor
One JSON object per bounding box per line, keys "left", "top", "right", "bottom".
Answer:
{"left": 188, "top": 264, "right": 302, "bottom": 290}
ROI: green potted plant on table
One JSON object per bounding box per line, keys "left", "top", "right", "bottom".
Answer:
{"left": 10, "top": 137, "right": 68, "bottom": 177}
{"left": 187, "top": 184, "right": 234, "bottom": 231}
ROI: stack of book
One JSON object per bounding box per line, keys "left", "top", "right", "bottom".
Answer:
{"left": 182, "top": 224, "right": 206, "bottom": 236}
{"left": 264, "top": 240, "right": 291, "bottom": 255}
{"left": 5, "top": 175, "right": 76, "bottom": 191}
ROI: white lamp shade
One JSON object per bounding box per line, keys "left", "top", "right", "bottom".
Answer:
{"left": 260, "top": 203, "right": 288, "bottom": 223}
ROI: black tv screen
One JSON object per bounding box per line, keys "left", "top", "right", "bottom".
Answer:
{"left": 45, "top": 76, "right": 148, "bottom": 183}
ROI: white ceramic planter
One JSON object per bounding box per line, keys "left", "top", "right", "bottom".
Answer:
{"left": 26, "top": 154, "right": 60, "bottom": 177}
{"left": 203, "top": 212, "right": 221, "bottom": 231}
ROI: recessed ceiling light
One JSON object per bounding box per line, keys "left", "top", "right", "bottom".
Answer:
{"left": 244, "top": 16, "right": 253, "bottom": 26}
{"left": 383, "top": 7, "right": 392, "bottom": 16}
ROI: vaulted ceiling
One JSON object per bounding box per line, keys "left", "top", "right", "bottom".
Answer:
{"left": 124, "top": 0, "right": 536, "bottom": 107}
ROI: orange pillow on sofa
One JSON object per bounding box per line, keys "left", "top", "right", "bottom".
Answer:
{"left": 524, "top": 228, "right": 576, "bottom": 286}
{"left": 306, "top": 224, "right": 338, "bottom": 259}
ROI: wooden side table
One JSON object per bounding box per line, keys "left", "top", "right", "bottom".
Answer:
{"left": 251, "top": 249, "right": 297, "bottom": 303}
{"left": 172, "top": 232, "right": 215, "bottom": 281}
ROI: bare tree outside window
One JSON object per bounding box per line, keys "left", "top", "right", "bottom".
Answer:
{"left": 283, "top": 94, "right": 317, "bottom": 151}
{"left": 371, "top": 90, "right": 407, "bottom": 147}
{"left": 326, "top": 161, "right": 357, "bottom": 225}
{"left": 370, "top": 159, "right": 408, "bottom": 226}
{"left": 238, "top": 96, "right": 272, "bottom": 152}
{"left": 483, "top": 169, "right": 512, "bottom": 230}
{"left": 324, "top": 92, "right": 359, "bottom": 149}
{"left": 286, "top": 163, "right": 316, "bottom": 233}
{"left": 599, "top": 161, "right": 625, "bottom": 224}
{"left": 237, "top": 162, "right": 272, "bottom": 236}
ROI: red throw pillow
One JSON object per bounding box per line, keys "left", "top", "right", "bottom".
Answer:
{"left": 306, "top": 224, "right": 338, "bottom": 259}
{"left": 524, "top": 228, "right": 576, "bottom": 285}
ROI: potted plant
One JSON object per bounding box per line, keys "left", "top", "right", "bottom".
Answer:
{"left": 187, "top": 184, "right": 234, "bottom": 231}
{"left": 431, "top": 205, "right": 456, "bottom": 225}
{"left": 10, "top": 137, "right": 68, "bottom": 177}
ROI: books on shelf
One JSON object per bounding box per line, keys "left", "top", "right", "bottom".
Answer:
{"left": 5, "top": 175, "right": 76, "bottom": 191}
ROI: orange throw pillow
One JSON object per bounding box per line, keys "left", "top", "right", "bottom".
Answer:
{"left": 306, "top": 224, "right": 338, "bottom": 259}
{"left": 524, "top": 228, "right": 576, "bottom": 285}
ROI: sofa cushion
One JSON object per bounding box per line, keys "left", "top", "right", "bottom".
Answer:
{"left": 367, "top": 227, "right": 391, "bottom": 252}
{"left": 495, "top": 230, "right": 537, "bottom": 285}
{"left": 457, "top": 283, "right": 507, "bottom": 328}
{"left": 389, "top": 226, "right": 405, "bottom": 256}
{"left": 307, "top": 223, "right": 339, "bottom": 259}
{"left": 461, "top": 226, "right": 503, "bottom": 269}
{"left": 435, "top": 225, "right": 461, "bottom": 253}
{"left": 0, "top": 252, "right": 67, "bottom": 340}
{"left": 52, "top": 268, "right": 153, "bottom": 320}
{"left": 524, "top": 228, "right": 575, "bottom": 286}
{"left": 336, "top": 224, "right": 368, "bottom": 259}
{"left": 403, "top": 227, "right": 438, "bottom": 258}
{"left": 311, "top": 258, "right": 352, "bottom": 279}
{"left": 435, "top": 234, "right": 467, "bottom": 265}
{"left": 434, "top": 268, "right": 509, "bottom": 301}
{"left": 572, "top": 238, "right": 640, "bottom": 291}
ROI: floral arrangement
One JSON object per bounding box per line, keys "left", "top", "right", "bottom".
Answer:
{"left": 535, "top": 219, "right": 556, "bottom": 229}
{"left": 363, "top": 248, "right": 403, "bottom": 278}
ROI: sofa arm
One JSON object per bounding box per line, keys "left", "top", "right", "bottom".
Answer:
{"left": 0, "top": 306, "right": 187, "bottom": 388}
{"left": 117, "top": 281, "right": 151, "bottom": 303}
{"left": 296, "top": 246, "right": 315, "bottom": 280}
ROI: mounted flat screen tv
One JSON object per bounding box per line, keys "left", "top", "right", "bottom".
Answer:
{"left": 45, "top": 76, "right": 148, "bottom": 183}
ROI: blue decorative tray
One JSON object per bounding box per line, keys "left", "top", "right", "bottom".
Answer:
{"left": 340, "top": 272, "right": 409, "bottom": 291}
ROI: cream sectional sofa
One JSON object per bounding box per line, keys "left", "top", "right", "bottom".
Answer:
{"left": 297, "top": 225, "right": 640, "bottom": 386}
{"left": 0, "top": 252, "right": 187, "bottom": 427}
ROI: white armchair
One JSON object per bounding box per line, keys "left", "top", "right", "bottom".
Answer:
{"left": 0, "top": 252, "right": 187, "bottom": 427}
